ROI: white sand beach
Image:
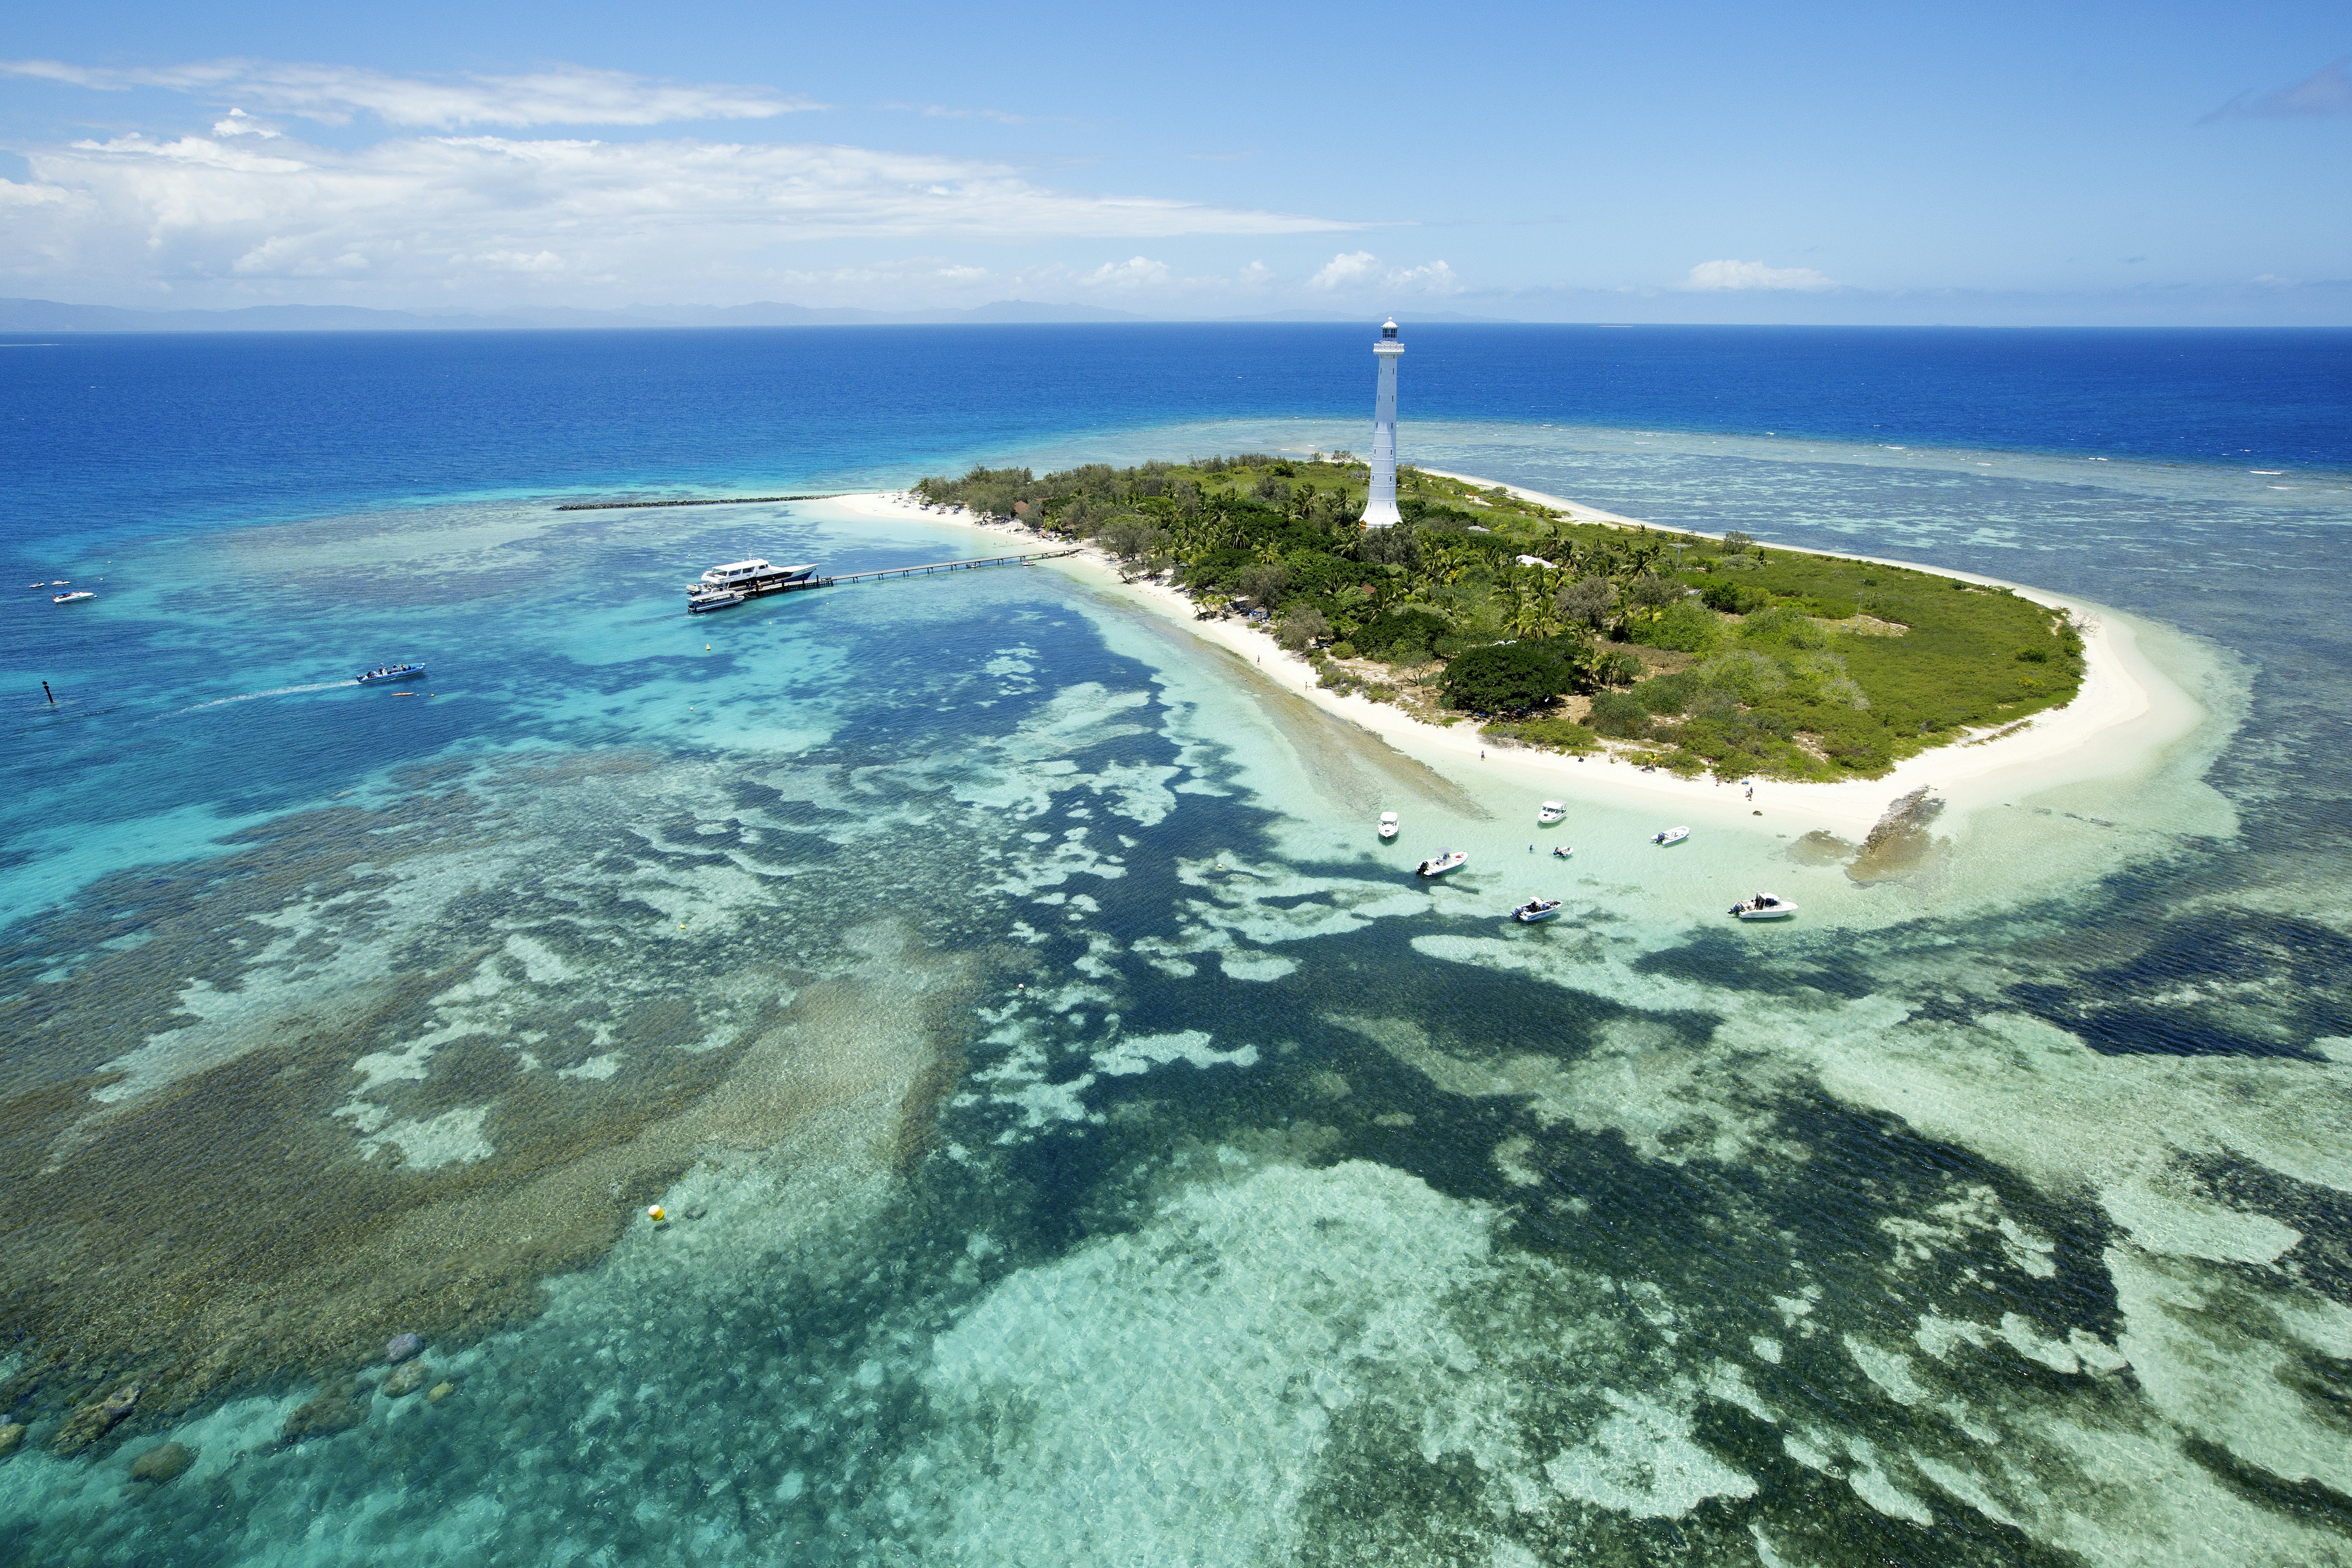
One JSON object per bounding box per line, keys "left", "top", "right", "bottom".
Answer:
{"left": 829, "top": 486, "right": 2208, "bottom": 841}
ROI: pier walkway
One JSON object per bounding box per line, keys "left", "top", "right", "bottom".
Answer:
{"left": 560, "top": 494, "right": 836, "bottom": 512}
{"left": 824, "top": 550, "right": 1077, "bottom": 586}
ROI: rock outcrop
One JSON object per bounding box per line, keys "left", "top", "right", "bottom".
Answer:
{"left": 129, "top": 1442, "right": 194, "bottom": 1483}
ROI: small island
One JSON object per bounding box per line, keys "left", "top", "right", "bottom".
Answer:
{"left": 913, "top": 455, "right": 2085, "bottom": 782}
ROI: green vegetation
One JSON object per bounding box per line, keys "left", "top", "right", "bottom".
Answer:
{"left": 914, "top": 454, "right": 2086, "bottom": 781}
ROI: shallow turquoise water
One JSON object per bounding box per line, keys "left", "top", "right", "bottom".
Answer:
{"left": 5, "top": 343, "right": 2352, "bottom": 1565}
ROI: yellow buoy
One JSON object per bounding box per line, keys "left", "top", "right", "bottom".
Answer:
{"left": 648, "top": 1205, "right": 667, "bottom": 1222}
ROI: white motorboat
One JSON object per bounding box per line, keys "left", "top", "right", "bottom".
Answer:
{"left": 1537, "top": 800, "right": 1566, "bottom": 826}
{"left": 52, "top": 590, "right": 94, "bottom": 605}
{"left": 1729, "top": 893, "right": 1798, "bottom": 921}
{"left": 1551, "top": 844, "right": 1574, "bottom": 859}
{"left": 357, "top": 662, "right": 426, "bottom": 685}
{"left": 1652, "top": 826, "right": 1690, "bottom": 846}
{"left": 1512, "top": 898, "right": 1564, "bottom": 923}
{"left": 1378, "top": 811, "right": 1399, "bottom": 841}
{"left": 1415, "top": 848, "right": 1467, "bottom": 878}
{"left": 688, "top": 588, "right": 745, "bottom": 613}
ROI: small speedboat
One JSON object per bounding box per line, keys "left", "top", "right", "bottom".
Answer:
{"left": 52, "top": 590, "right": 94, "bottom": 605}
{"left": 688, "top": 588, "right": 745, "bottom": 613}
{"left": 1416, "top": 849, "right": 1467, "bottom": 878}
{"left": 1652, "top": 826, "right": 1690, "bottom": 846}
{"left": 1378, "top": 811, "right": 1399, "bottom": 841}
{"left": 1537, "top": 801, "right": 1566, "bottom": 826}
{"left": 1551, "top": 844, "right": 1574, "bottom": 859}
{"left": 1730, "top": 893, "right": 1797, "bottom": 921}
{"left": 1512, "top": 898, "right": 1564, "bottom": 923}
{"left": 49, "top": 580, "right": 69, "bottom": 586}
{"left": 357, "top": 663, "right": 426, "bottom": 685}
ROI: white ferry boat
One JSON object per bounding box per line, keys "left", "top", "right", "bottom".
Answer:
{"left": 699, "top": 559, "right": 817, "bottom": 588}
{"left": 684, "top": 559, "right": 821, "bottom": 610}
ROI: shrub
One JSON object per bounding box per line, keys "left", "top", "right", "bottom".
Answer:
{"left": 1485, "top": 717, "right": 1600, "bottom": 753}
{"left": 1554, "top": 575, "right": 1615, "bottom": 629}
{"left": 2015, "top": 645, "right": 2050, "bottom": 663}
{"left": 1235, "top": 562, "right": 1290, "bottom": 608}
{"left": 1594, "top": 649, "right": 1646, "bottom": 687}
{"left": 1701, "top": 581, "right": 1766, "bottom": 615}
{"left": 1738, "top": 603, "right": 1827, "bottom": 649}
{"left": 1627, "top": 599, "right": 1724, "bottom": 654}
{"left": 1440, "top": 641, "right": 1576, "bottom": 714}
{"left": 1633, "top": 670, "right": 1702, "bottom": 715}
{"left": 1099, "top": 516, "right": 1166, "bottom": 561}
{"left": 1275, "top": 606, "right": 1332, "bottom": 650}
{"left": 1354, "top": 606, "right": 1452, "bottom": 661}
{"left": 1329, "top": 641, "right": 1357, "bottom": 660}
{"left": 1624, "top": 573, "right": 1684, "bottom": 612}
{"left": 1587, "top": 690, "right": 1652, "bottom": 738}
{"left": 1697, "top": 649, "right": 1789, "bottom": 705}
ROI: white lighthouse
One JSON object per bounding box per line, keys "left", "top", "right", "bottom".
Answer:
{"left": 1362, "top": 318, "right": 1405, "bottom": 528}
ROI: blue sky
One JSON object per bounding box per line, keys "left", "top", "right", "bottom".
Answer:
{"left": 2, "top": 0, "right": 2346, "bottom": 322}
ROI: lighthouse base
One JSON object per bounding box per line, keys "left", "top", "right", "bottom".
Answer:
{"left": 1361, "top": 500, "right": 1403, "bottom": 529}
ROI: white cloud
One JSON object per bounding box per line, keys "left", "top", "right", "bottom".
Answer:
{"left": 1, "top": 127, "right": 1353, "bottom": 301}
{"left": 1080, "top": 256, "right": 1172, "bottom": 290}
{"left": 2205, "top": 58, "right": 2352, "bottom": 121}
{"left": 211, "top": 108, "right": 280, "bottom": 139}
{"left": 1683, "top": 259, "right": 1837, "bottom": 291}
{"left": 881, "top": 102, "right": 1040, "bottom": 126}
{"left": 1389, "top": 260, "right": 1463, "bottom": 295}
{"left": 1308, "top": 251, "right": 1463, "bottom": 295}
{"left": 1, "top": 58, "right": 821, "bottom": 128}
{"left": 1309, "top": 250, "right": 1384, "bottom": 290}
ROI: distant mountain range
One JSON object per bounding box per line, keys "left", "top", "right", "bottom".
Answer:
{"left": 0, "top": 297, "right": 1512, "bottom": 333}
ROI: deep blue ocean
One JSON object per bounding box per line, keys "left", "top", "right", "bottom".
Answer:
{"left": 5, "top": 325, "right": 2347, "bottom": 531}
{"left": 2, "top": 325, "right": 2350, "bottom": 1567}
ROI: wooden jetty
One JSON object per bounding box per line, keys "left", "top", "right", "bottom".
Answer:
{"left": 826, "top": 550, "right": 1079, "bottom": 586}
{"left": 561, "top": 494, "right": 836, "bottom": 512}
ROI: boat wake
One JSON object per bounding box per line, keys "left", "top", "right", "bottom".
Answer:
{"left": 179, "top": 680, "right": 351, "bottom": 713}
